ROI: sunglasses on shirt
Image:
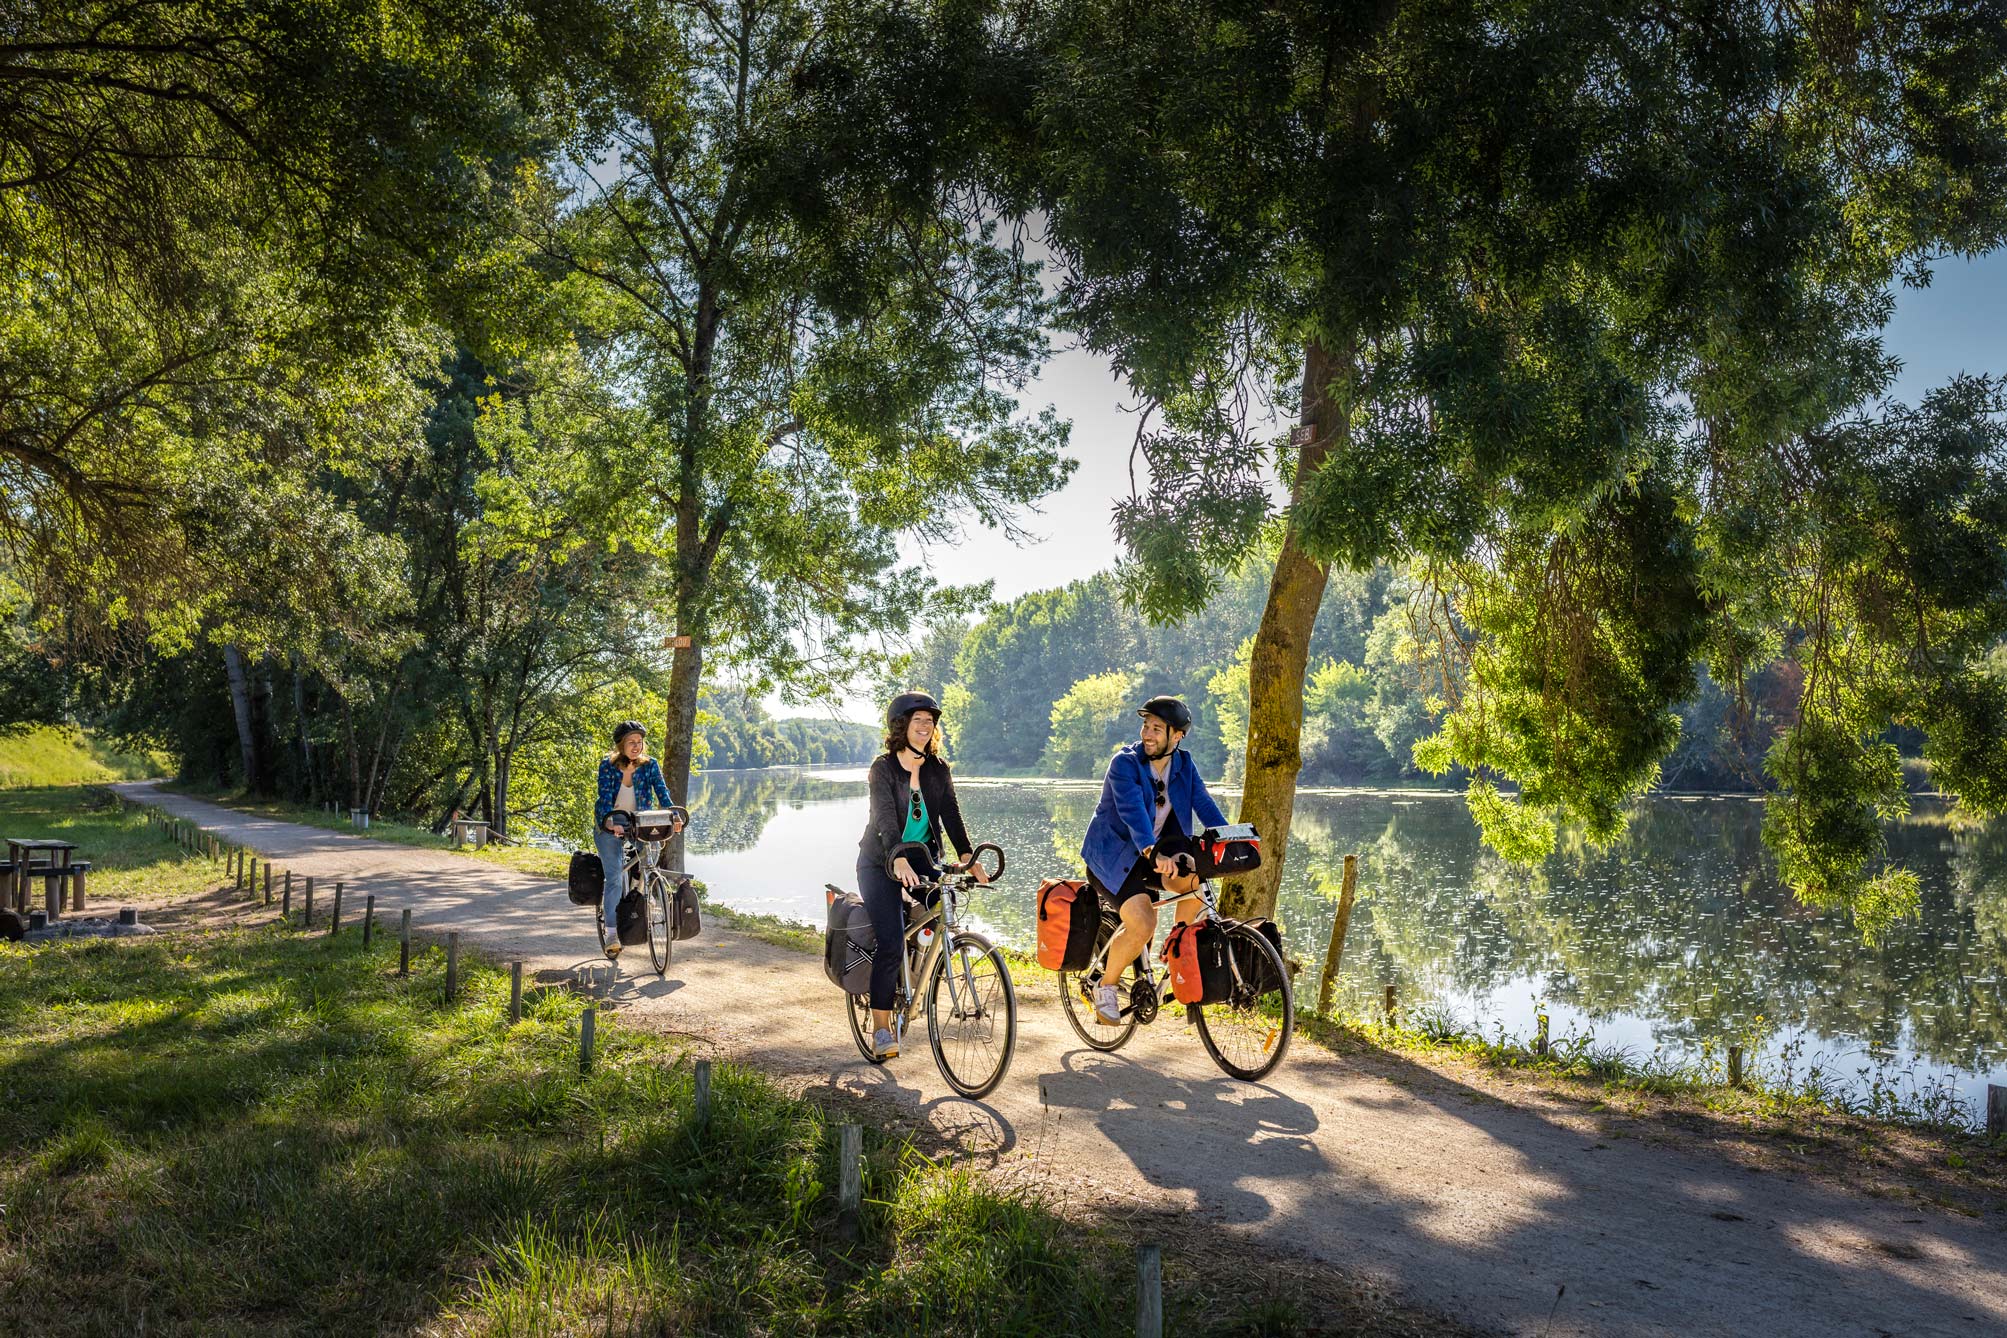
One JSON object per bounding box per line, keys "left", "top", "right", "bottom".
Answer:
{"left": 1153, "top": 778, "right": 1166, "bottom": 805}
{"left": 910, "top": 788, "right": 925, "bottom": 823}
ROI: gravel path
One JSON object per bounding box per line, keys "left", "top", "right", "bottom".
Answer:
{"left": 124, "top": 783, "right": 2007, "bottom": 1337}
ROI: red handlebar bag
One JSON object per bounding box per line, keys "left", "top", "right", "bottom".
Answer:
{"left": 1036, "top": 878, "right": 1097, "bottom": 972}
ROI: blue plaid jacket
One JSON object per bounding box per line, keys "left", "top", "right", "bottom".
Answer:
{"left": 595, "top": 757, "right": 673, "bottom": 827}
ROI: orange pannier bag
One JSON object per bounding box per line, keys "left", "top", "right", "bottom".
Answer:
{"left": 1035, "top": 878, "right": 1098, "bottom": 972}
{"left": 1164, "top": 917, "right": 1227, "bottom": 1005}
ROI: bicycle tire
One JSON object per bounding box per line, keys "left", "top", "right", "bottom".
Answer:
{"left": 644, "top": 868, "right": 672, "bottom": 975}
{"left": 1059, "top": 913, "right": 1140, "bottom": 1051}
{"left": 926, "top": 931, "right": 1016, "bottom": 1098}
{"left": 846, "top": 990, "right": 885, "bottom": 1064}
{"left": 1193, "top": 923, "right": 1293, "bottom": 1082}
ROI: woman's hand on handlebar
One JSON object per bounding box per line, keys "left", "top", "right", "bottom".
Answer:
{"left": 892, "top": 856, "right": 920, "bottom": 889}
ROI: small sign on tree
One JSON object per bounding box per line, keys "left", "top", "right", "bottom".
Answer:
{"left": 1289, "top": 424, "right": 1316, "bottom": 447}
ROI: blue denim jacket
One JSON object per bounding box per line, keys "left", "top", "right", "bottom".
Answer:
{"left": 1080, "top": 742, "right": 1229, "bottom": 890}
{"left": 595, "top": 757, "right": 673, "bottom": 827}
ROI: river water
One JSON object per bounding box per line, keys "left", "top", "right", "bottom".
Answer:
{"left": 679, "top": 768, "right": 2007, "bottom": 1121}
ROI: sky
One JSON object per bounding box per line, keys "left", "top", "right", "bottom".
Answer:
{"left": 796, "top": 249, "right": 2007, "bottom": 722}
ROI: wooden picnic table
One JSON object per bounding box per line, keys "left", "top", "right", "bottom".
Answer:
{"left": 5, "top": 838, "right": 77, "bottom": 913}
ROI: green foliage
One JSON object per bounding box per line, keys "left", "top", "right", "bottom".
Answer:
{"left": 1030, "top": 1, "right": 2007, "bottom": 927}
{"left": 1042, "top": 669, "right": 1141, "bottom": 776}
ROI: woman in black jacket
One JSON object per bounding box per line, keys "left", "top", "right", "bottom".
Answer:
{"left": 856, "top": 690, "right": 986, "bottom": 1060}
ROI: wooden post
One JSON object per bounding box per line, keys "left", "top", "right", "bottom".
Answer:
{"left": 1988, "top": 1084, "right": 2006, "bottom": 1140}
{"left": 579, "top": 1005, "right": 596, "bottom": 1075}
{"left": 837, "top": 1123, "right": 862, "bottom": 1239}
{"left": 71, "top": 866, "right": 86, "bottom": 912}
{"left": 44, "top": 873, "right": 61, "bottom": 922}
{"left": 1316, "top": 854, "right": 1359, "bottom": 1016}
{"left": 303, "top": 876, "right": 314, "bottom": 928}
{"left": 399, "top": 908, "right": 411, "bottom": 975}
{"left": 281, "top": 871, "right": 291, "bottom": 919}
{"left": 329, "top": 882, "right": 342, "bottom": 936}
{"left": 694, "top": 1059, "right": 712, "bottom": 1125}
{"left": 234, "top": 850, "right": 244, "bottom": 892}
{"left": 363, "top": 894, "right": 376, "bottom": 948}
{"left": 1728, "top": 1046, "right": 1744, "bottom": 1088}
{"left": 445, "top": 931, "right": 460, "bottom": 1000}
{"left": 1136, "top": 1243, "right": 1163, "bottom": 1338}
{"left": 509, "top": 961, "right": 523, "bottom": 1022}
{"left": 1383, "top": 983, "right": 1397, "bottom": 1023}
{"left": 262, "top": 862, "right": 272, "bottom": 906}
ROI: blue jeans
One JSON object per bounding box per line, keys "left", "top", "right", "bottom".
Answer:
{"left": 593, "top": 828, "right": 628, "bottom": 932}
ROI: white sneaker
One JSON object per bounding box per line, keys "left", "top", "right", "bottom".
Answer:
{"left": 1094, "top": 985, "right": 1123, "bottom": 1026}
{"left": 873, "top": 1026, "right": 899, "bottom": 1059}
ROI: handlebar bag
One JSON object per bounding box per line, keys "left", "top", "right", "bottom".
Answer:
{"left": 669, "top": 876, "right": 702, "bottom": 941}
{"left": 1035, "top": 878, "right": 1097, "bottom": 972}
{"left": 1165, "top": 917, "right": 1231, "bottom": 1004}
{"left": 1196, "top": 823, "right": 1261, "bottom": 878}
{"left": 567, "top": 851, "right": 603, "bottom": 907}
{"left": 823, "top": 887, "right": 877, "bottom": 994}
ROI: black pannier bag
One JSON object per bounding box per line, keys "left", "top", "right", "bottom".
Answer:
{"left": 1196, "top": 823, "right": 1261, "bottom": 879}
{"left": 1233, "top": 918, "right": 1287, "bottom": 996}
{"left": 824, "top": 886, "right": 877, "bottom": 994}
{"left": 616, "top": 887, "right": 649, "bottom": 944}
{"left": 567, "top": 851, "right": 603, "bottom": 906}
{"left": 669, "top": 876, "right": 702, "bottom": 940}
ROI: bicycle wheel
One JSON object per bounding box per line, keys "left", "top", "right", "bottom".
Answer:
{"left": 846, "top": 990, "right": 885, "bottom": 1064}
{"left": 1059, "top": 913, "right": 1140, "bottom": 1052}
{"left": 926, "top": 931, "right": 1016, "bottom": 1098}
{"left": 1193, "top": 923, "right": 1294, "bottom": 1082}
{"left": 644, "top": 868, "right": 672, "bottom": 976}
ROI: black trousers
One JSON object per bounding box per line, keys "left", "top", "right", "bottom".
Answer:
{"left": 855, "top": 850, "right": 938, "bottom": 1012}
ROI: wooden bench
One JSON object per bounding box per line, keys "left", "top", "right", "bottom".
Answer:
{"left": 449, "top": 818, "right": 490, "bottom": 849}
{"left": 348, "top": 807, "right": 371, "bottom": 830}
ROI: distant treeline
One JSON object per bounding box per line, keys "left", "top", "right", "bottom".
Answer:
{"left": 695, "top": 691, "right": 878, "bottom": 770}
{"left": 880, "top": 555, "right": 1842, "bottom": 791}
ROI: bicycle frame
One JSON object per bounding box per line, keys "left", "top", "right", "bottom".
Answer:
{"left": 1086, "top": 879, "right": 1256, "bottom": 1019}
{"left": 884, "top": 871, "right": 992, "bottom": 1030}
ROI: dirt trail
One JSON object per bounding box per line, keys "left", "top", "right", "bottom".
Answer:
{"left": 122, "top": 784, "right": 2006, "bottom": 1337}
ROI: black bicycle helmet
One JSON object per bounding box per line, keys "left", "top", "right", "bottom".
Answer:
{"left": 887, "top": 691, "right": 942, "bottom": 722}
{"left": 1137, "top": 695, "right": 1193, "bottom": 732}
{"left": 612, "top": 719, "right": 647, "bottom": 746}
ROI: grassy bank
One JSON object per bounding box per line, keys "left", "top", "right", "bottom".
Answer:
{"left": 4, "top": 919, "right": 1422, "bottom": 1336}
{"left": 0, "top": 785, "right": 225, "bottom": 906}
{"left": 0, "top": 725, "right": 167, "bottom": 788}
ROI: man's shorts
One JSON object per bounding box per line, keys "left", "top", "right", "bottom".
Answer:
{"left": 1088, "top": 830, "right": 1198, "bottom": 910}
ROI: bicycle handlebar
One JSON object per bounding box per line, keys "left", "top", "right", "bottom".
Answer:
{"left": 884, "top": 840, "right": 1006, "bottom": 885}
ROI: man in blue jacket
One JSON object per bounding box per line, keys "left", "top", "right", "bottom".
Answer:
{"left": 1080, "top": 695, "right": 1229, "bottom": 1024}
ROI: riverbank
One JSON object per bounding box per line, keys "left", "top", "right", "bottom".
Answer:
{"left": 98, "top": 782, "right": 2007, "bottom": 1334}
{"left": 158, "top": 783, "right": 2007, "bottom": 1165}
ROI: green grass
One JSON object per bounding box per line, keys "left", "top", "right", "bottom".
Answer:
{"left": 0, "top": 725, "right": 167, "bottom": 788}
{"left": 0, "top": 785, "right": 226, "bottom": 905}
{"left": 0, "top": 926, "right": 1146, "bottom": 1335}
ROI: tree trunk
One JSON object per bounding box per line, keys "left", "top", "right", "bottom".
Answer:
{"left": 662, "top": 636, "right": 704, "bottom": 864}
{"left": 1220, "top": 337, "right": 1346, "bottom": 921}
{"left": 222, "top": 644, "right": 260, "bottom": 792}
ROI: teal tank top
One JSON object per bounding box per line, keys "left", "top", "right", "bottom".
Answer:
{"left": 901, "top": 786, "right": 930, "bottom": 844}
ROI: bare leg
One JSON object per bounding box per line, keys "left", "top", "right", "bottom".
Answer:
{"left": 1099, "top": 896, "right": 1159, "bottom": 984}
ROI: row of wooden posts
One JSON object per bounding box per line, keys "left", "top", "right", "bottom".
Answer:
{"left": 125, "top": 800, "right": 1198, "bottom": 1299}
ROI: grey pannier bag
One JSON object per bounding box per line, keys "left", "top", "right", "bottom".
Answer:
{"left": 824, "top": 885, "right": 876, "bottom": 995}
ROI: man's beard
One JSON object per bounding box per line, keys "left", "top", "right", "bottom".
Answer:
{"left": 1143, "top": 738, "right": 1172, "bottom": 761}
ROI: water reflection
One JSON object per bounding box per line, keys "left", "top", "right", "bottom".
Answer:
{"left": 684, "top": 770, "right": 2007, "bottom": 1112}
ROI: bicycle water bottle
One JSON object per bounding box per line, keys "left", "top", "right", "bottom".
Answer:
{"left": 918, "top": 925, "right": 935, "bottom": 951}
